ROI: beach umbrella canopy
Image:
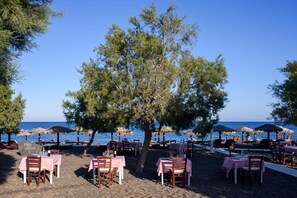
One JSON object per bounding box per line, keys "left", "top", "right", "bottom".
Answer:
{"left": 254, "top": 124, "right": 283, "bottom": 140}
{"left": 213, "top": 125, "right": 235, "bottom": 140}
{"left": 277, "top": 126, "right": 294, "bottom": 134}
{"left": 236, "top": 126, "right": 254, "bottom": 142}
{"left": 47, "top": 126, "right": 75, "bottom": 146}
{"left": 16, "top": 129, "right": 31, "bottom": 141}
{"left": 116, "top": 127, "right": 133, "bottom": 141}
{"left": 159, "top": 126, "right": 175, "bottom": 143}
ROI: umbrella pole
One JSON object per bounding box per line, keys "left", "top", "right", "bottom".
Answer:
{"left": 57, "top": 133, "right": 60, "bottom": 146}
{"left": 241, "top": 132, "right": 244, "bottom": 143}
{"left": 25, "top": 135, "right": 28, "bottom": 141}
{"left": 118, "top": 133, "right": 121, "bottom": 142}
{"left": 38, "top": 134, "right": 41, "bottom": 144}
{"left": 111, "top": 132, "right": 113, "bottom": 141}
{"left": 158, "top": 133, "right": 160, "bottom": 143}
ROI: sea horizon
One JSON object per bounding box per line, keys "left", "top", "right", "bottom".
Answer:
{"left": 1, "top": 121, "right": 296, "bottom": 145}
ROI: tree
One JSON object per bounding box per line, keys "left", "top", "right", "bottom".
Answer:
{"left": 0, "top": 85, "right": 25, "bottom": 141}
{"left": 71, "top": 3, "right": 228, "bottom": 173}
{"left": 63, "top": 88, "right": 120, "bottom": 154}
{"left": 0, "top": 0, "right": 61, "bottom": 137}
{"left": 269, "top": 61, "right": 297, "bottom": 125}
{"left": 163, "top": 54, "right": 228, "bottom": 142}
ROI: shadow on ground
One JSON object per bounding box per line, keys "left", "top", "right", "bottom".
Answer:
{"left": 0, "top": 151, "right": 17, "bottom": 185}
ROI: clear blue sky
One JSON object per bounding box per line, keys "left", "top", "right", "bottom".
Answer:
{"left": 13, "top": 0, "right": 297, "bottom": 122}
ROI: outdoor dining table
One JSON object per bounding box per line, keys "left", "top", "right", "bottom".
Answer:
{"left": 156, "top": 157, "right": 192, "bottom": 186}
{"left": 88, "top": 156, "right": 126, "bottom": 185}
{"left": 222, "top": 156, "right": 265, "bottom": 184}
{"left": 18, "top": 154, "right": 62, "bottom": 184}
{"left": 107, "top": 141, "right": 143, "bottom": 156}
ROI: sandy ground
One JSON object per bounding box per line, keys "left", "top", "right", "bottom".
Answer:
{"left": 0, "top": 147, "right": 297, "bottom": 198}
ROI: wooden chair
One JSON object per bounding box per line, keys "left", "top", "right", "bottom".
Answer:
{"left": 109, "top": 141, "right": 117, "bottom": 151}
{"left": 96, "top": 156, "right": 117, "bottom": 187}
{"left": 170, "top": 157, "right": 187, "bottom": 188}
{"left": 122, "top": 141, "right": 132, "bottom": 155}
{"left": 278, "top": 145, "right": 294, "bottom": 165}
{"left": 26, "top": 156, "right": 46, "bottom": 186}
{"left": 241, "top": 155, "right": 263, "bottom": 185}
{"left": 186, "top": 141, "right": 195, "bottom": 158}
{"left": 270, "top": 143, "right": 278, "bottom": 163}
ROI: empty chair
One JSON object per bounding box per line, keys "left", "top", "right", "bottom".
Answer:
{"left": 26, "top": 156, "right": 46, "bottom": 186}
{"left": 186, "top": 141, "right": 195, "bottom": 158}
{"left": 122, "top": 140, "right": 132, "bottom": 155}
{"left": 170, "top": 157, "right": 187, "bottom": 188}
{"left": 95, "top": 156, "right": 117, "bottom": 187}
{"left": 109, "top": 141, "right": 117, "bottom": 151}
{"left": 240, "top": 155, "right": 264, "bottom": 185}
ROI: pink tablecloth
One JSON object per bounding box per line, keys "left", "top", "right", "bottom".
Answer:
{"left": 19, "top": 154, "right": 62, "bottom": 174}
{"left": 107, "top": 142, "right": 143, "bottom": 149}
{"left": 222, "top": 157, "right": 265, "bottom": 173}
{"left": 156, "top": 157, "right": 192, "bottom": 176}
{"left": 88, "top": 156, "right": 126, "bottom": 171}
{"left": 169, "top": 143, "right": 187, "bottom": 151}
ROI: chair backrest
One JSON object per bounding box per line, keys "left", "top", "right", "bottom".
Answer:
{"left": 27, "top": 156, "right": 42, "bottom": 172}
{"left": 172, "top": 157, "right": 187, "bottom": 174}
{"left": 50, "top": 149, "right": 60, "bottom": 154}
{"left": 122, "top": 140, "right": 130, "bottom": 149}
{"left": 97, "top": 156, "right": 111, "bottom": 173}
{"left": 187, "top": 141, "right": 194, "bottom": 150}
{"left": 248, "top": 155, "right": 263, "bottom": 171}
{"left": 109, "top": 141, "right": 117, "bottom": 150}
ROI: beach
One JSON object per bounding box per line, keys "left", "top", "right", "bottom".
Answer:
{"left": 0, "top": 146, "right": 297, "bottom": 198}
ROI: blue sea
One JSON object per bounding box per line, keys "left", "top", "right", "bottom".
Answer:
{"left": 1, "top": 122, "right": 296, "bottom": 145}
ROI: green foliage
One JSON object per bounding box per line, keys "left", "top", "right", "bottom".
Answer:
{"left": 0, "top": 85, "right": 25, "bottom": 134}
{"left": 0, "top": 0, "right": 62, "bottom": 85}
{"left": 269, "top": 61, "right": 297, "bottom": 125}
{"left": 0, "top": 0, "right": 60, "bottom": 135}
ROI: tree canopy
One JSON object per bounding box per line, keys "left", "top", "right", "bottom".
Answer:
{"left": 269, "top": 61, "right": 297, "bottom": 125}
{"left": 64, "top": 3, "right": 228, "bottom": 173}
{"left": 0, "top": 0, "right": 60, "bottom": 136}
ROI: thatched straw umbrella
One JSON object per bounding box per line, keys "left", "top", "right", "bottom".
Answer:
{"left": 30, "top": 127, "right": 47, "bottom": 143}
{"left": 183, "top": 130, "right": 201, "bottom": 141}
{"left": 116, "top": 127, "right": 133, "bottom": 141}
{"left": 277, "top": 126, "right": 294, "bottom": 139}
{"left": 213, "top": 125, "right": 235, "bottom": 140}
{"left": 254, "top": 124, "right": 283, "bottom": 140}
{"left": 16, "top": 129, "right": 31, "bottom": 141}
{"left": 235, "top": 126, "right": 254, "bottom": 142}
{"left": 47, "top": 126, "right": 75, "bottom": 146}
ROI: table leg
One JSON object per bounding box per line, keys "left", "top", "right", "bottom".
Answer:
{"left": 187, "top": 175, "right": 190, "bottom": 186}
{"left": 161, "top": 173, "right": 164, "bottom": 185}
{"left": 121, "top": 166, "right": 124, "bottom": 179}
{"left": 57, "top": 165, "right": 60, "bottom": 178}
{"left": 234, "top": 168, "right": 237, "bottom": 184}
{"left": 50, "top": 172, "right": 53, "bottom": 184}
{"left": 23, "top": 171, "right": 26, "bottom": 183}
{"left": 93, "top": 168, "right": 96, "bottom": 184}
{"left": 226, "top": 169, "right": 229, "bottom": 179}
{"left": 118, "top": 168, "right": 122, "bottom": 185}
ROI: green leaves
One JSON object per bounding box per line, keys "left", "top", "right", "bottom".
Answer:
{"left": 270, "top": 61, "right": 297, "bottom": 125}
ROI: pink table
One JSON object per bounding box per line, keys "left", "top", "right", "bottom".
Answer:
{"left": 156, "top": 157, "right": 192, "bottom": 186}
{"left": 222, "top": 156, "right": 265, "bottom": 184}
{"left": 88, "top": 156, "right": 126, "bottom": 185}
{"left": 19, "top": 154, "right": 62, "bottom": 184}
{"left": 169, "top": 143, "right": 187, "bottom": 151}
{"left": 107, "top": 142, "right": 143, "bottom": 155}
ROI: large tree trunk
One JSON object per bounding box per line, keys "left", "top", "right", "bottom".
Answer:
{"left": 83, "top": 130, "right": 96, "bottom": 155}
{"left": 136, "top": 122, "right": 152, "bottom": 174}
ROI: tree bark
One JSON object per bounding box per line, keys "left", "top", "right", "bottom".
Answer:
{"left": 83, "top": 130, "right": 96, "bottom": 155}
{"left": 136, "top": 122, "right": 152, "bottom": 174}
